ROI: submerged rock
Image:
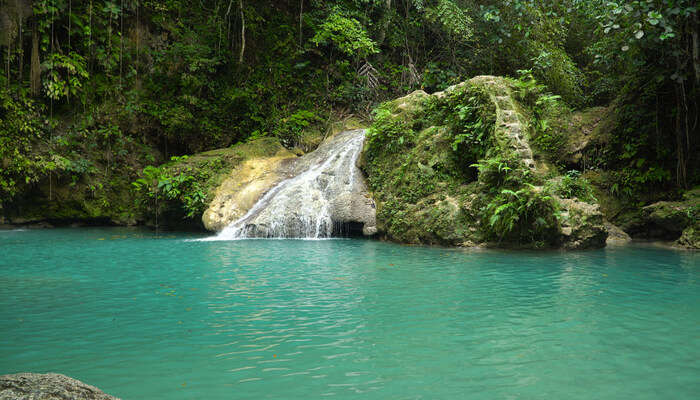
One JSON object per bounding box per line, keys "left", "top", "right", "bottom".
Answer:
{"left": 0, "top": 373, "right": 118, "bottom": 400}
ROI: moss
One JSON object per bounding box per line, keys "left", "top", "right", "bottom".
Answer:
{"left": 363, "top": 80, "right": 535, "bottom": 245}
{"left": 533, "top": 106, "right": 611, "bottom": 169}
{"left": 677, "top": 225, "right": 700, "bottom": 249}
{"left": 138, "top": 137, "right": 290, "bottom": 225}
{"left": 363, "top": 76, "right": 608, "bottom": 248}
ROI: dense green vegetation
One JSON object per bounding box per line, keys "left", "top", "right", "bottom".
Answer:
{"left": 0, "top": 0, "right": 697, "bottom": 241}
{"left": 362, "top": 76, "right": 605, "bottom": 248}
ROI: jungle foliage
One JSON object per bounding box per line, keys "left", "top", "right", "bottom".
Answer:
{"left": 0, "top": 0, "right": 698, "bottom": 223}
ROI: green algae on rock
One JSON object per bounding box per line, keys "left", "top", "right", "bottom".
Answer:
{"left": 362, "top": 76, "right": 608, "bottom": 249}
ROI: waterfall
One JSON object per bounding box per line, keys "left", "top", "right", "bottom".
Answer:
{"left": 212, "top": 130, "right": 370, "bottom": 239}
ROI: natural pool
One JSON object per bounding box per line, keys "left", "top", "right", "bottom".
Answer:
{"left": 1, "top": 228, "right": 699, "bottom": 399}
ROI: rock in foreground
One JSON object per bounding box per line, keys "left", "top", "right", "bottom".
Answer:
{"left": 0, "top": 373, "right": 118, "bottom": 400}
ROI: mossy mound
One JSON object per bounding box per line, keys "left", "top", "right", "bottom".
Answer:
{"left": 362, "top": 76, "right": 607, "bottom": 249}
{"left": 639, "top": 187, "right": 699, "bottom": 249}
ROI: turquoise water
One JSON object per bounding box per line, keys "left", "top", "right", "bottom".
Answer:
{"left": 1, "top": 228, "right": 699, "bottom": 399}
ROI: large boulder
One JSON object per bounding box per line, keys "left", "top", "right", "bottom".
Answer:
{"left": 557, "top": 198, "right": 608, "bottom": 250}
{"left": 605, "top": 221, "right": 632, "bottom": 245}
{"left": 362, "top": 75, "right": 609, "bottom": 249}
{"left": 203, "top": 130, "right": 377, "bottom": 237}
{"left": 0, "top": 373, "right": 118, "bottom": 400}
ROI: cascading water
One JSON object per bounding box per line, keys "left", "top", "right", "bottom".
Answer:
{"left": 212, "top": 130, "right": 372, "bottom": 239}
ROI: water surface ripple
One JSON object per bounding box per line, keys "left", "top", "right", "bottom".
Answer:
{"left": 1, "top": 228, "right": 699, "bottom": 399}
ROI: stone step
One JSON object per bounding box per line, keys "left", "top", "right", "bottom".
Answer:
{"left": 500, "top": 110, "right": 518, "bottom": 122}
{"left": 495, "top": 96, "right": 512, "bottom": 109}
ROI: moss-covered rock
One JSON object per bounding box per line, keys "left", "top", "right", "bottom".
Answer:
{"left": 637, "top": 187, "right": 699, "bottom": 249}
{"left": 362, "top": 84, "right": 488, "bottom": 245}
{"left": 557, "top": 197, "right": 607, "bottom": 249}
{"left": 677, "top": 225, "right": 699, "bottom": 249}
{"left": 363, "top": 76, "right": 608, "bottom": 249}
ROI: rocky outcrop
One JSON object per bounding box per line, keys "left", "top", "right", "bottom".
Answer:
{"left": 677, "top": 226, "right": 699, "bottom": 249}
{"left": 556, "top": 198, "right": 608, "bottom": 250}
{"left": 204, "top": 130, "right": 377, "bottom": 238}
{"left": 598, "top": 186, "right": 699, "bottom": 248}
{"left": 202, "top": 150, "right": 297, "bottom": 231}
{"left": 639, "top": 187, "right": 699, "bottom": 249}
{"left": 640, "top": 201, "right": 694, "bottom": 238}
{"left": 605, "top": 221, "right": 632, "bottom": 245}
{"left": 362, "top": 75, "right": 609, "bottom": 249}
{"left": 436, "top": 76, "right": 536, "bottom": 170}
{"left": 470, "top": 76, "right": 536, "bottom": 170}
{"left": 0, "top": 373, "right": 118, "bottom": 400}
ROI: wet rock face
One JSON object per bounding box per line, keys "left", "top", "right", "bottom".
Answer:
{"left": 557, "top": 198, "right": 608, "bottom": 250}
{"left": 0, "top": 373, "right": 119, "bottom": 400}
{"left": 605, "top": 222, "right": 632, "bottom": 245}
{"left": 205, "top": 130, "right": 377, "bottom": 238}
{"left": 677, "top": 226, "right": 699, "bottom": 249}
{"left": 614, "top": 187, "right": 699, "bottom": 248}
{"left": 202, "top": 154, "right": 296, "bottom": 232}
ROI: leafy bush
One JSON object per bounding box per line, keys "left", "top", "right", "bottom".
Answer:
{"left": 473, "top": 154, "right": 558, "bottom": 246}
{"left": 0, "top": 89, "right": 48, "bottom": 202}
{"left": 366, "top": 103, "right": 413, "bottom": 153}
{"left": 546, "top": 170, "right": 597, "bottom": 203}
{"left": 471, "top": 154, "right": 528, "bottom": 189}
{"left": 311, "top": 11, "right": 378, "bottom": 59}
{"left": 133, "top": 157, "right": 210, "bottom": 220}
{"left": 425, "top": 84, "right": 496, "bottom": 169}
{"left": 483, "top": 185, "right": 559, "bottom": 245}
{"left": 273, "top": 109, "right": 322, "bottom": 148}
{"left": 513, "top": 70, "right": 567, "bottom": 160}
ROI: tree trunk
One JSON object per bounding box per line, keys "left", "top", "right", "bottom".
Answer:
{"left": 675, "top": 85, "right": 687, "bottom": 188}
{"left": 18, "top": 8, "right": 23, "bottom": 84}
{"left": 238, "top": 0, "right": 245, "bottom": 64}
{"left": 299, "top": 0, "right": 303, "bottom": 48}
{"left": 30, "top": 21, "right": 40, "bottom": 96}
{"left": 377, "top": 0, "right": 392, "bottom": 45}
{"left": 692, "top": 12, "right": 699, "bottom": 85}
{"left": 6, "top": 44, "right": 10, "bottom": 87}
